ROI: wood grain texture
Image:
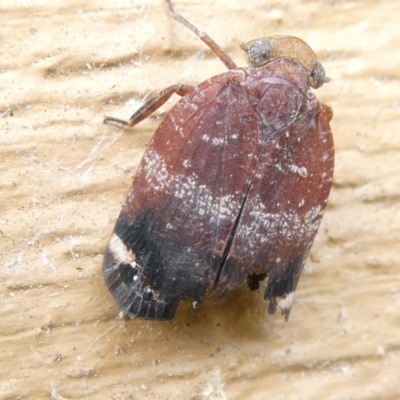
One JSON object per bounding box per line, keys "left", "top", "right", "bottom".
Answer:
{"left": 1, "top": 0, "right": 399, "bottom": 399}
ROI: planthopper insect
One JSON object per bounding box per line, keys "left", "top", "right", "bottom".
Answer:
{"left": 103, "top": 0, "right": 334, "bottom": 321}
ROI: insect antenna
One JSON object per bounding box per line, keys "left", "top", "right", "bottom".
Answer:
{"left": 166, "top": 0, "right": 238, "bottom": 70}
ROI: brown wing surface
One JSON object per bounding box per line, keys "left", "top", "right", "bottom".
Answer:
{"left": 217, "top": 59, "right": 334, "bottom": 318}
{"left": 104, "top": 70, "right": 265, "bottom": 319}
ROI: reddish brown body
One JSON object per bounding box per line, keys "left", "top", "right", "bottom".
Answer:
{"left": 103, "top": 1, "right": 334, "bottom": 320}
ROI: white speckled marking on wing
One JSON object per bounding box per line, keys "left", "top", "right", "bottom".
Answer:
{"left": 108, "top": 233, "right": 136, "bottom": 264}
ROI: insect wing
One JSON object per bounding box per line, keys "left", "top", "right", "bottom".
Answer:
{"left": 217, "top": 60, "right": 334, "bottom": 317}
{"left": 104, "top": 72, "right": 266, "bottom": 319}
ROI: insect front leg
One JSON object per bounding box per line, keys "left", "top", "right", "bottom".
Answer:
{"left": 104, "top": 83, "right": 194, "bottom": 128}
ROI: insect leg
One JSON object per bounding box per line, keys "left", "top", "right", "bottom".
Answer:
{"left": 104, "top": 83, "right": 194, "bottom": 127}
{"left": 166, "top": 0, "right": 238, "bottom": 70}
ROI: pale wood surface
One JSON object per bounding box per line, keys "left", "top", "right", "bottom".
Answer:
{"left": 1, "top": 1, "right": 399, "bottom": 399}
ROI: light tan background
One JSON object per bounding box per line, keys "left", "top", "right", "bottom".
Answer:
{"left": 1, "top": 0, "right": 399, "bottom": 399}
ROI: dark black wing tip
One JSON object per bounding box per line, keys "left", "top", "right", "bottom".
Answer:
{"left": 264, "top": 256, "right": 304, "bottom": 321}
{"left": 103, "top": 234, "right": 179, "bottom": 321}
{"left": 123, "top": 295, "right": 178, "bottom": 321}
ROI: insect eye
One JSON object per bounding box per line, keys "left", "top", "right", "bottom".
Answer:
{"left": 309, "top": 61, "right": 327, "bottom": 89}
{"left": 241, "top": 39, "right": 273, "bottom": 66}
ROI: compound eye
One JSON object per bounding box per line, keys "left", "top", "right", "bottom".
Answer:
{"left": 309, "top": 61, "right": 326, "bottom": 89}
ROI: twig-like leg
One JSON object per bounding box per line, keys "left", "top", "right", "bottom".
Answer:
{"left": 104, "top": 83, "right": 194, "bottom": 127}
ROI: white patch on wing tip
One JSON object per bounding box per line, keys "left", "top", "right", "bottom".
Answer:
{"left": 276, "top": 292, "right": 295, "bottom": 312}
{"left": 108, "top": 233, "right": 136, "bottom": 264}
